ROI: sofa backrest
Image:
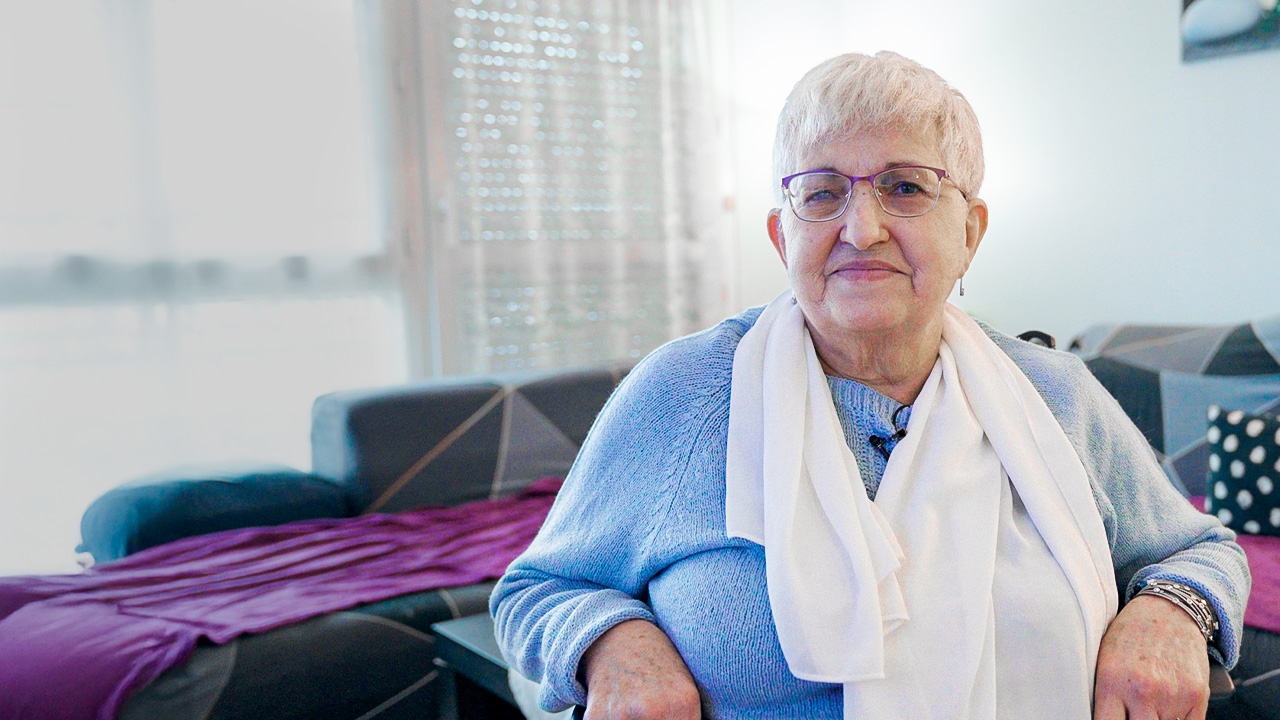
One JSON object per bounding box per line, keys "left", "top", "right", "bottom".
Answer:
{"left": 1072, "top": 319, "right": 1280, "bottom": 496}
{"left": 311, "top": 364, "right": 629, "bottom": 513}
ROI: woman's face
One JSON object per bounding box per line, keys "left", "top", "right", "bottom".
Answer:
{"left": 768, "top": 124, "right": 988, "bottom": 344}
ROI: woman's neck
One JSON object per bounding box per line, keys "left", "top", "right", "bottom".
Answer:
{"left": 808, "top": 318, "right": 942, "bottom": 406}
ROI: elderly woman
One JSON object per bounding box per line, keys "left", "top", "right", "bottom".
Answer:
{"left": 491, "top": 51, "right": 1249, "bottom": 720}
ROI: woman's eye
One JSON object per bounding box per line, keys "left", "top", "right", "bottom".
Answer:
{"left": 886, "top": 181, "right": 924, "bottom": 195}
{"left": 803, "top": 189, "right": 837, "bottom": 204}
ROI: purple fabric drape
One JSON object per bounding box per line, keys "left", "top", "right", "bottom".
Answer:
{"left": 1237, "top": 533, "right": 1280, "bottom": 635}
{"left": 1189, "top": 496, "right": 1280, "bottom": 635}
{"left": 0, "top": 478, "right": 560, "bottom": 720}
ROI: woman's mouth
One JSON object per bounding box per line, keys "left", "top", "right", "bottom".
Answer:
{"left": 830, "top": 261, "right": 902, "bottom": 279}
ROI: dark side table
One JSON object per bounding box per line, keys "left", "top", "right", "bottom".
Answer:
{"left": 432, "top": 614, "right": 587, "bottom": 720}
{"left": 432, "top": 614, "right": 523, "bottom": 720}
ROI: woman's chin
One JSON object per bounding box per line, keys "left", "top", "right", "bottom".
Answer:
{"left": 806, "top": 304, "right": 914, "bottom": 339}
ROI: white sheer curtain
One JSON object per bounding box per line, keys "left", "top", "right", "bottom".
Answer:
{"left": 0, "top": 1, "right": 406, "bottom": 575}
{"left": 356, "top": 0, "right": 735, "bottom": 377}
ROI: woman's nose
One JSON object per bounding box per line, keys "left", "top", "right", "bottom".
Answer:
{"left": 839, "top": 185, "right": 890, "bottom": 250}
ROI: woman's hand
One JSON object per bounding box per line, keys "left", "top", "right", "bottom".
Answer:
{"left": 580, "top": 619, "right": 701, "bottom": 720}
{"left": 1094, "top": 594, "right": 1211, "bottom": 720}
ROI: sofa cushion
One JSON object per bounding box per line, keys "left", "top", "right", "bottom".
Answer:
{"left": 1072, "top": 320, "right": 1280, "bottom": 497}
{"left": 1231, "top": 626, "right": 1280, "bottom": 719}
{"left": 1205, "top": 406, "right": 1280, "bottom": 538}
{"left": 79, "top": 463, "right": 351, "bottom": 563}
{"left": 117, "top": 582, "right": 498, "bottom": 720}
{"left": 355, "top": 581, "right": 496, "bottom": 635}
{"left": 311, "top": 366, "right": 627, "bottom": 513}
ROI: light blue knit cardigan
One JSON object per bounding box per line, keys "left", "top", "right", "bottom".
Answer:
{"left": 491, "top": 307, "right": 1250, "bottom": 718}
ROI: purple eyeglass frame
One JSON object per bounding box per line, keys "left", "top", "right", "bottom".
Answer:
{"left": 780, "top": 165, "right": 953, "bottom": 221}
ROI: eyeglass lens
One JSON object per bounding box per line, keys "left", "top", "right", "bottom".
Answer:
{"left": 788, "top": 167, "right": 942, "bottom": 221}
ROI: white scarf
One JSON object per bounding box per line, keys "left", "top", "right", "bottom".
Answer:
{"left": 725, "top": 291, "right": 1117, "bottom": 718}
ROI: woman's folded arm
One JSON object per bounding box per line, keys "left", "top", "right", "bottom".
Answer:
{"left": 1079, "top": 367, "right": 1249, "bottom": 666}
{"left": 491, "top": 569, "right": 658, "bottom": 710}
{"left": 491, "top": 327, "right": 738, "bottom": 711}
{"left": 1006, "top": 338, "right": 1251, "bottom": 666}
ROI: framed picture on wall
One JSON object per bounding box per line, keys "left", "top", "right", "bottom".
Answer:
{"left": 1182, "top": 0, "right": 1280, "bottom": 61}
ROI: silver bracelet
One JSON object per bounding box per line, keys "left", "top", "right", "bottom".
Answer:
{"left": 1134, "top": 579, "right": 1219, "bottom": 645}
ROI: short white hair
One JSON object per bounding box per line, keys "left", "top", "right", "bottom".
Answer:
{"left": 772, "top": 51, "right": 985, "bottom": 204}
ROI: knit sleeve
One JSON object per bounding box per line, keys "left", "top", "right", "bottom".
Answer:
{"left": 1071, "top": 358, "right": 1250, "bottom": 667}
{"left": 1002, "top": 338, "right": 1251, "bottom": 668}
{"left": 490, "top": 321, "right": 742, "bottom": 712}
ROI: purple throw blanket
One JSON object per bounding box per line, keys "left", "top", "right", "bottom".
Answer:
{"left": 1189, "top": 496, "right": 1280, "bottom": 635}
{"left": 0, "top": 478, "right": 560, "bottom": 720}
{"left": 1236, "top": 533, "right": 1280, "bottom": 635}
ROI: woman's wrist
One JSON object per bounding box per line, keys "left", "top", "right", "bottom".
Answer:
{"left": 577, "top": 619, "right": 701, "bottom": 719}
{"left": 1133, "top": 579, "right": 1219, "bottom": 645}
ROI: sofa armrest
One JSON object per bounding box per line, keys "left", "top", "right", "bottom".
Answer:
{"left": 78, "top": 463, "right": 352, "bottom": 564}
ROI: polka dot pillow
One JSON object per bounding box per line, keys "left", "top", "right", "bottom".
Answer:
{"left": 1205, "top": 405, "right": 1280, "bottom": 537}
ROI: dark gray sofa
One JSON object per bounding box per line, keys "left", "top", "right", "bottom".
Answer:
{"left": 75, "top": 364, "right": 629, "bottom": 720}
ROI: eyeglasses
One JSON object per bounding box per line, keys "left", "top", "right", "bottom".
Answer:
{"left": 780, "top": 165, "right": 951, "bottom": 222}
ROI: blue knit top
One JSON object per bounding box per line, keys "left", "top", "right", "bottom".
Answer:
{"left": 491, "top": 307, "right": 1250, "bottom": 718}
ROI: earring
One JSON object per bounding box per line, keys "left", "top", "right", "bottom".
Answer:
{"left": 959, "top": 276, "right": 965, "bottom": 297}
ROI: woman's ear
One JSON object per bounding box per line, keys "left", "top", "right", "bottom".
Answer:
{"left": 767, "top": 208, "right": 788, "bottom": 268}
{"left": 964, "top": 197, "right": 988, "bottom": 263}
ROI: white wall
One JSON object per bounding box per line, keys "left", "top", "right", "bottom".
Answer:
{"left": 727, "top": 0, "right": 1280, "bottom": 344}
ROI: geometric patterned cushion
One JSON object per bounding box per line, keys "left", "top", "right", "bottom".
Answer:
{"left": 1071, "top": 318, "right": 1280, "bottom": 498}
{"left": 311, "top": 365, "right": 627, "bottom": 513}
{"left": 1205, "top": 405, "right": 1280, "bottom": 537}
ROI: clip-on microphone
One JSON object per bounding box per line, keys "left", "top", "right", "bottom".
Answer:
{"left": 868, "top": 404, "right": 910, "bottom": 461}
